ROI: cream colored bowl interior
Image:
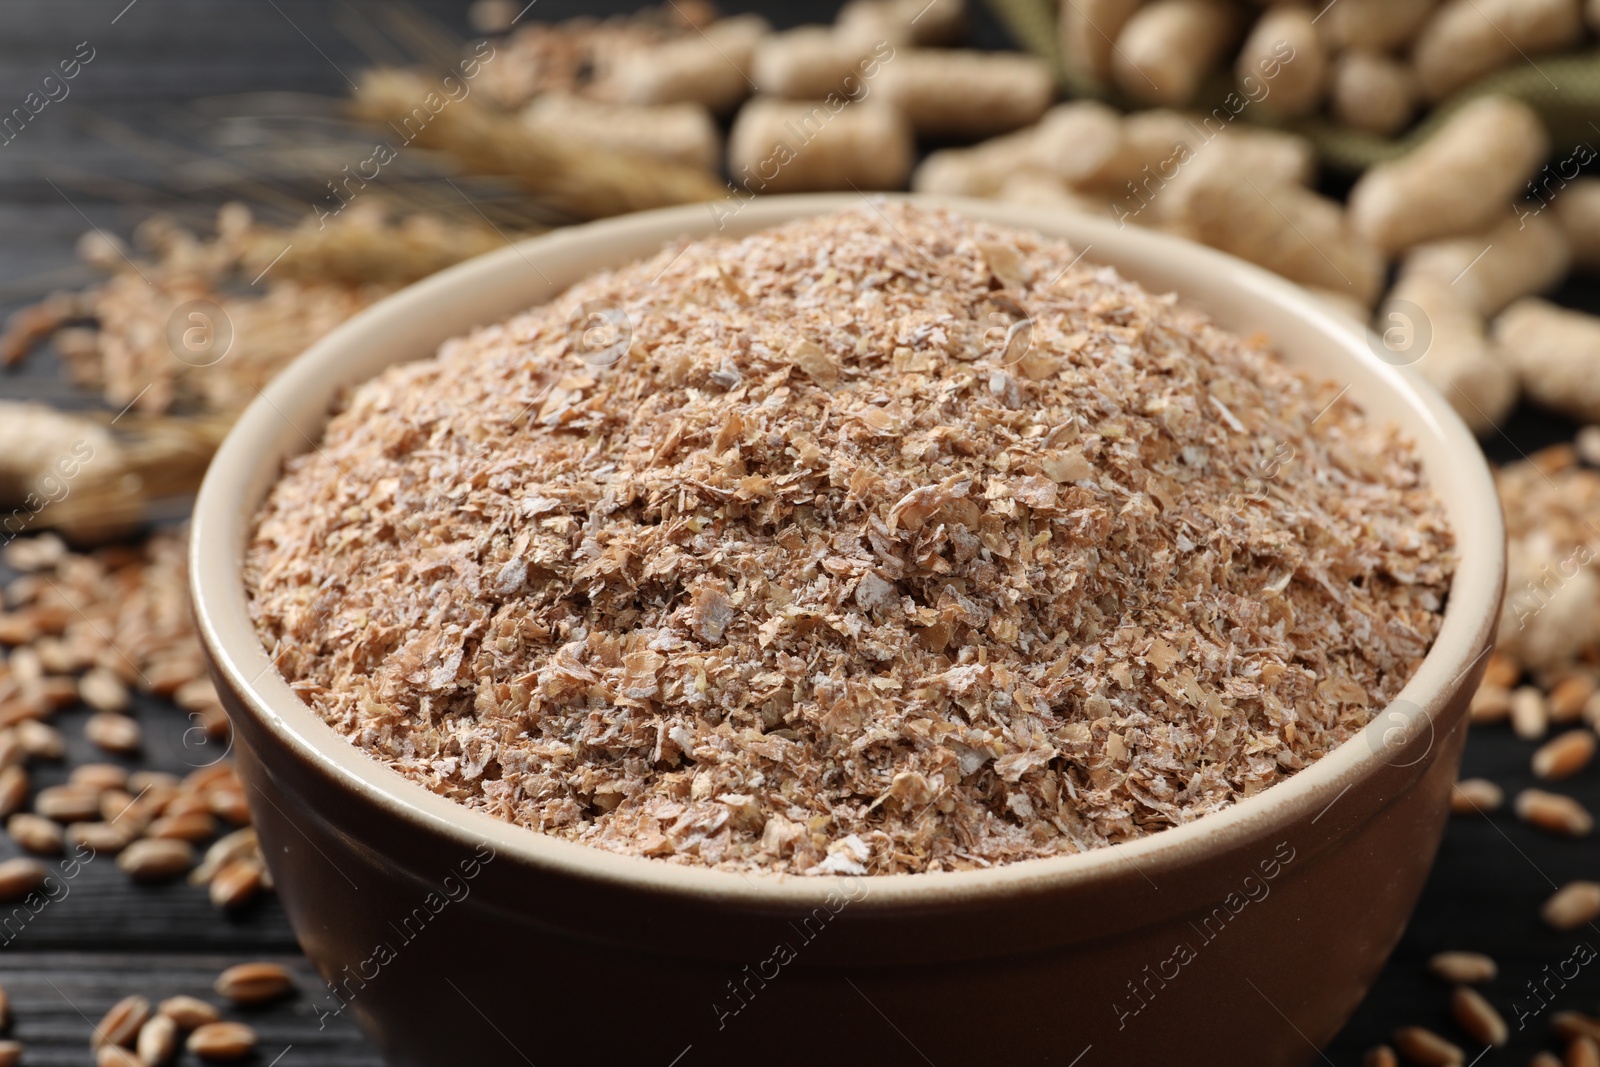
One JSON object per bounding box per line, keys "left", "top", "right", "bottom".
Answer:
{"left": 191, "top": 194, "right": 1504, "bottom": 908}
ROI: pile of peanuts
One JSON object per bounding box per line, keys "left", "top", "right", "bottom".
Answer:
{"left": 1060, "top": 0, "right": 1593, "bottom": 135}
{"left": 0, "top": 531, "right": 267, "bottom": 911}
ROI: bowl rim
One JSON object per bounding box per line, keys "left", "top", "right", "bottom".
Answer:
{"left": 190, "top": 193, "right": 1504, "bottom": 909}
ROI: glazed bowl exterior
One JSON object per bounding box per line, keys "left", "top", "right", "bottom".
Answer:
{"left": 190, "top": 194, "right": 1505, "bottom": 1067}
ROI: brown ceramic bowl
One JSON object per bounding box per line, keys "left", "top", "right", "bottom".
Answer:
{"left": 191, "top": 195, "right": 1504, "bottom": 1067}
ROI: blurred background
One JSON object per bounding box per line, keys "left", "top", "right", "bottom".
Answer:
{"left": 0, "top": 1, "right": 1598, "bottom": 1063}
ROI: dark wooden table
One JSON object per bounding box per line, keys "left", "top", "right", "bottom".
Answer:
{"left": 0, "top": 1, "right": 1593, "bottom": 1063}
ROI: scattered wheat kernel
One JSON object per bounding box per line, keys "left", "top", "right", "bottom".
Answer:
{"left": 71, "top": 763, "right": 129, "bottom": 792}
{"left": 155, "top": 995, "right": 218, "bottom": 1031}
{"left": 1517, "top": 790, "right": 1594, "bottom": 837}
{"left": 1513, "top": 686, "right": 1551, "bottom": 740}
{"left": 78, "top": 666, "right": 130, "bottom": 714}
{"left": 1484, "top": 651, "right": 1522, "bottom": 689}
{"left": 1363, "top": 1045, "right": 1398, "bottom": 1067}
{"left": 14, "top": 720, "right": 63, "bottom": 760}
{"left": 1556, "top": 1012, "right": 1600, "bottom": 1042}
{"left": 97, "top": 1045, "right": 142, "bottom": 1067}
{"left": 84, "top": 712, "right": 141, "bottom": 754}
{"left": 92, "top": 994, "right": 150, "bottom": 1049}
{"left": 7, "top": 813, "right": 62, "bottom": 856}
{"left": 1534, "top": 730, "right": 1597, "bottom": 780}
{"left": 136, "top": 1012, "right": 178, "bottom": 1066}
{"left": 1428, "top": 951, "right": 1497, "bottom": 984}
{"left": 1470, "top": 684, "right": 1513, "bottom": 724}
{"left": 1543, "top": 881, "right": 1600, "bottom": 930}
{"left": 115, "top": 838, "right": 195, "bottom": 882}
{"left": 1450, "top": 779, "right": 1504, "bottom": 814}
{"left": 209, "top": 858, "right": 263, "bottom": 910}
{"left": 1531, "top": 1051, "right": 1563, "bottom": 1067}
{"left": 0, "top": 768, "right": 26, "bottom": 822}
{"left": 146, "top": 812, "right": 217, "bottom": 843}
{"left": 35, "top": 784, "right": 105, "bottom": 823}
{"left": 1393, "top": 1025, "right": 1464, "bottom": 1065}
{"left": 214, "top": 962, "right": 294, "bottom": 1006}
{"left": 187, "top": 1020, "right": 257, "bottom": 1061}
{"left": 66, "top": 822, "right": 129, "bottom": 855}
{"left": 1450, "top": 985, "right": 1508, "bottom": 1046}
{"left": 0, "top": 1039, "right": 19, "bottom": 1067}
{"left": 1550, "top": 675, "right": 1597, "bottom": 723}
{"left": 1572, "top": 1036, "right": 1600, "bottom": 1067}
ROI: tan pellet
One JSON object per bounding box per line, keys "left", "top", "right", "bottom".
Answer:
{"left": 137, "top": 1012, "right": 178, "bottom": 1066}
{"left": 93, "top": 994, "right": 150, "bottom": 1049}
{"left": 1450, "top": 986, "right": 1508, "bottom": 1046}
{"left": 1556, "top": 178, "right": 1600, "bottom": 270}
{"left": 1393, "top": 1025, "right": 1465, "bottom": 1065}
{"left": 1235, "top": 6, "right": 1325, "bottom": 119}
{"left": 0, "top": 1039, "right": 19, "bottom": 1067}
{"left": 1574, "top": 1036, "right": 1600, "bottom": 1067}
{"left": 0, "top": 857, "right": 47, "bottom": 903}
{"left": 1513, "top": 685, "right": 1552, "bottom": 740}
{"left": 877, "top": 50, "right": 1053, "bottom": 138}
{"left": 521, "top": 94, "right": 720, "bottom": 173}
{"left": 1534, "top": 730, "right": 1597, "bottom": 780}
{"left": 1532, "top": 1051, "right": 1563, "bottom": 1067}
{"left": 604, "top": 14, "right": 768, "bottom": 113}
{"left": 156, "top": 995, "right": 219, "bottom": 1031}
{"left": 187, "top": 1021, "right": 257, "bottom": 1061}
{"left": 8, "top": 813, "right": 63, "bottom": 855}
{"left": 1379, "top": 273, "right": 1516, "bottom": 435}
{"left": 752, "top": 26, "right": 875, "bottom": 100}
{"left": 1543, "top": 881, "right": 1600, "bottom": 930}
{"left": 116, "top": 838, "right": 195, "bottom": 882}
{"left": 85, "top": 712, "right": 141, "bottom": 754}
{"left": 1496, "top": 299, "right": 1600, "bottom": 423}
{"left": 215, "top": 962, "right": 294, "bottom": 1006}
{"left": 1112, "top": 0, "right": 1240, "bottom": 108}
{"left": 1401, "top": 212, "right": 1572, "bottom": 318}
{"left": 1317, "top": 0, "right": 1436, "bottom": 50}
{"left": 1517, "top": 789, "right": 1595, "bottom": 837}
{"left": 1413, "top": 0, "right": 1584, "bottom": 101}
{"left": 1058, "top": 0, "right": 1142, "bottom": 85}
{"left": 1330, "top": 51, "right": 1418, "bottom": 137}
{"left": 727, "top": 98, "right": 912, "bottom": 193}
{"left": 1349, "top": 96, "right": 1548, "bottom": 255}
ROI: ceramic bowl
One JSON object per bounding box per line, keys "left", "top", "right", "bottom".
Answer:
{"left": 190, "top": 194, "right": 1504, "bottom": 1067}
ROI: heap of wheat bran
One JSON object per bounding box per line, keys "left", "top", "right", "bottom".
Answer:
{"left": 245, "top": 204, "right": 1453, "bottom": 875}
